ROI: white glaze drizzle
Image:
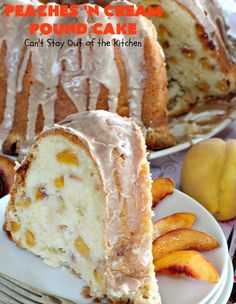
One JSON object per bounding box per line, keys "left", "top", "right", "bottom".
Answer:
{"left": 17, "top": 48, "right": 31, "bottom": 93}
{"left": 0, "top": 10, "right": 26, "bottom": 140}
{"left": 112, "top": 1, "right": 146, "bottom": 129}
{"left": 59, "top": 11, "right": 90, "bottom": 112}
{"left": 27, "top": 26, "right": 61, "bottom": 138}
{"left": 88, "top": 7, "right": 121, "bottom": 112}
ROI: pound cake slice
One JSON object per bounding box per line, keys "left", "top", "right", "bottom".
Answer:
{"left": 4, "top": 111, "right": 161, "bottom": 304}
{"left": 133, "top": 0, "right": 236, "bottom": 116}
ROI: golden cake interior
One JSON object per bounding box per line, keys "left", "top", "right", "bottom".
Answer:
{"left": 7, "top": 133, "right": 107, "bottom": 294}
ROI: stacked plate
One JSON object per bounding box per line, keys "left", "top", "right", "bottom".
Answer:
{"left": 155, "top": 190, "right": 234, "bottom": 304}
{"left": 0, "top": 191, "right": 234, "bottom": 304}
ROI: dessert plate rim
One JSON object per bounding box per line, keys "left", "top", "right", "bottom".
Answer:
{"left": 206, "top": 257, "right": 234, "bottom": 304}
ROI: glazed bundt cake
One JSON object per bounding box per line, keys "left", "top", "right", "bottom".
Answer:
{"left": 0, "top": 0, "right": 175, "bottom": 155}
{"left": 133, "top": 0, "right": 236, "bottom": 116}
{"left": 4, "top": 111, "right": 161, "bottom": 304}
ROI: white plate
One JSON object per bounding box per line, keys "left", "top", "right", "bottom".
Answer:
{"left": 206, "top": 257, "right": 234, "bottom": 304}
{"left": 213, "top": 258, "right": 234, "bottom": 304}
{"left": 0, "top": 190, "right": 229, "bottom": 304}
{"left": 153, "top": 190, "right": 229, "bottom": 304}
{"left": 148, "top": 97, "right": 236, "bottom": 160}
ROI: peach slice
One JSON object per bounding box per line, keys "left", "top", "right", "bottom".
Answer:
{"left": 153, "top": 228, "right": 219, "bottom": 260}
{"left": 26, "top": 230, "right": 35, "bottom": 247}
{"left": 154, "top": 250, "right": 219, "bottom": 282}
{"left": 54, "top": 176, "right": 64, "bottom": 188}
{"left": 56, "top": 149, "right": 79, "bottom": 166}
{"left": 74, "top": 236, "right": 90, "bottom": 257}
{"left": 16, "top": 198, "right": 31, "bottom": 208}
{"left": 152, "top": 178, "right": 175, "bottom": 208}
{"left": 10, "top": 221, "right": 20, "bottom": 232}
{"left": 153, "top": 213, "right": 196, "bottom": 240}
{"left": 35, "top": 185, "right": 48, "bottom": 201}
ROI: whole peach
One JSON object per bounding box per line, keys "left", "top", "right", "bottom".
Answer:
{"left": 181, "top": 138, "right": 236, "bottom": 221}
